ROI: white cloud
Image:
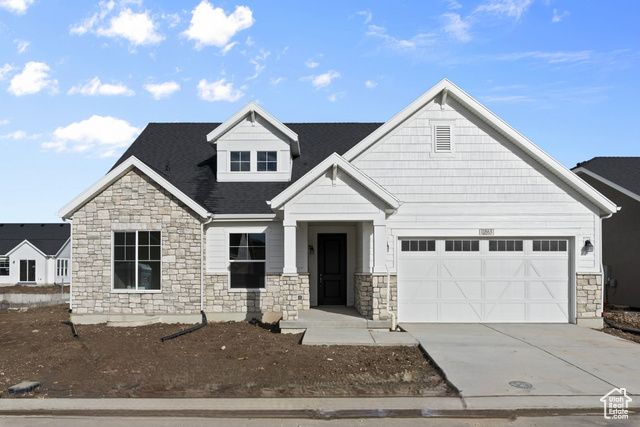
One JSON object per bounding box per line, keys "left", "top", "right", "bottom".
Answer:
{"left": 496, "top": 50, "right": 592, "bottom": 64}
{"left": 68, "top": 77, "right": 134, "bottom": 96}
{"left": 442, "top": 13, "right": 471, "bottom": 42}
{"left": 366, "top": 25, "right": 436, "bottom": 50}
{"left": 552, "top": 9, "right": 570, "bottom": 23}
{"left": 245, "top": 36, "right": 255, "bottom": 46}
{"left": 357, "top": 10, "right": 372, "bottom": 24}
{"left": 220, "top": 41, "right": 238, "bottom": 55}
{"left": 162, "top": 12, "right": 180, "bottom": 28}
{"left": 70, "top": 1, "right": 116, "bottom": 36}
{"left": 305, "top": 59, "right": 319, "bottom": 69}
{"left": 365, "top": 80, "right": 377, "bottom": 89}
{"left": 42, "top": 115, "right": 141, "bottom": 157}
{"left": 0, "top": 130, "right": 27, "bottom": 139}
{"left": 144, "top": 81, "right": 180, "bottom": 99}
{"left": 197, "top": 78, "right": 244, "bottom": 102}
{"left": 14, "top": 39, "right": 30, "bottom": 53}
{"left": 0, "top": 119, "right": 9, "bottom": 126}
{"left": 97, "top": 8, "right": 164, "bottom": 46}
{"left": 446, "top": 0, "right": 463, "bottom": 9}
{"left": 182, "top": 1, "right": 254, "bottom": 50}
{"left": 475, "top": 0, "right": 534, "bottom": 20}
{"left": 0, "top": 64, "right": 14, "bottom": 80}
{"left": 248, "top": 50, "right": 270, "bottom": 80}
{"left": 8, "top": 62, "right": 58, "bottom": 96}
{"left": 328, "top": 92, "right": 345, "bottom": 102}
{"left": 0, "top": 0, "right": 34, "bottom": 15}
{"left": 270, "top": 77, "right": 284, "bottom": 86}
{"left": 303, "top": 70, "right": 340, "bottom": 89}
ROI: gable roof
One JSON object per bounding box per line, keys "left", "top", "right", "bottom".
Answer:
{"left": 573, "top": 157, "right": 640, "bottom": 202}
{"left": 105, "top": 122, "right": 382, "bottom": 215}
{"left": 0, "top": 223, "right": 70, "bottom": 256}
{"left": 344, "top": 78, "right": 618, "bottom": 216}
{"left": 269, "top": 153, "right": 400, "bottom": 211}
{"left": 58, "top": 156, "right": 210, "bottom": 220}
{"left": 207, "top": 102, "right": 301, "bottom": 156}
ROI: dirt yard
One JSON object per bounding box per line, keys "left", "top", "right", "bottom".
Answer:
{"left": 602, "top": 310, "right": 640, "bottom": 344}
{"left": 0, "top": 305, "right": 453, "bottom": 398}
{"left": 0, "top": 284, "right": 68, "bottom": 294}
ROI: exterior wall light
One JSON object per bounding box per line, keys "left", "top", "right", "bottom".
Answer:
{"left": 584, "top": 239, "right": 594, "bottom": 253}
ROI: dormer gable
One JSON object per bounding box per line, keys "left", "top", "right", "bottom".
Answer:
{"left": 207, "top": 102, "right": 299, "bottom": 182}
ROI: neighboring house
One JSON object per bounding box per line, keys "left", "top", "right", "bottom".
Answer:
{"left": 573, "top": 157, "right": 640, "bottom": 308}
{"left": 0, "top": 223, "right": 71, "bottom": 287}
{"left": 58, "top": 79, "right": 616, "bottom": 327}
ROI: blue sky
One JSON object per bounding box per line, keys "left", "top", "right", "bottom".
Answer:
{"left": 1, "top": 0, "right": 638, "bottom": 223}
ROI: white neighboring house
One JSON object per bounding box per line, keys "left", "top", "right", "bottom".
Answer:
{"left": 0, "top": 223, "right": 71, "bottom": 287}
{"left": 59, "top": 79, "right": 617, "bottom": 327}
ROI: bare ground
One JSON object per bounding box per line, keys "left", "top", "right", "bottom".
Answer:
{"left": 0, "top": 284, "right": 69, "bottom": 294}
{"left": 601, "top": 310, "right": 640, "bottom": 344}
{"left": 0, "top": 305, "right": 453, "bottom": 398}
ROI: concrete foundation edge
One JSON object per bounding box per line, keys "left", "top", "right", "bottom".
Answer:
{"left": 576, "top": 317, "right": 604, "bottom": 329}
{"left": 71, "top": 311, "right": 282, "bottom": 325}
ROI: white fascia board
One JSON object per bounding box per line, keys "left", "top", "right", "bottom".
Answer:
{"left": 206, "top": 101, "right": 300, "bottom": 156}
{"left": 54, "top": 237, "right": 71, "bottom": 258}
{"left": 573, "top": 167, "right": 640, "bottom": 204}
{"left": 6, "top": 239, "right": 47, "bottom": 258}
{"left": 269, "top": 152, "right": 400, "bottom": 210}
{"left": 344, "top": 78, "right": 617, "bottom": 216}
{"left": 209, "top": 214, "right": 279, "bottom": 222}
{"left": 57, "top": 156, "right": 209, "bottom": 220}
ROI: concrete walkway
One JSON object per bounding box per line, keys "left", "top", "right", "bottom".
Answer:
{"left": 402, "top": 323, "right": 640, "bottom": 410}
{"left": 302, "top": 328, "right": 418, "bottom": 346}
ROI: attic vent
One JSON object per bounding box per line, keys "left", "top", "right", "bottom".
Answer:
{"left": 434, "top": 125, "right": 452, "bottom": 153}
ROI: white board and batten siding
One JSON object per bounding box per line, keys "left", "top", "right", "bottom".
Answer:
{"left": 352, "top": 97, "right": 602, "bottom": 274}
{"left": 216, "top": 115, "right": 292, "bottom": 182}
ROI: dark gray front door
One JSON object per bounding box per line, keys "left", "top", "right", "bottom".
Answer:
{"left": 318, "top": 234, "right": 347, "bottom": 305}
{"left": 20, "top": 259, "right": 36, "bottom": 282}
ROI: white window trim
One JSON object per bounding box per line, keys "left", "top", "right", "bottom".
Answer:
{"left": 56, "top": 258, "right": 69, "bottom": 277}
{"left": 0, "top": 257, "right": 9, "bottom": 276}
{"left": 111, "top": 230, "right": 163, "bottom": 293}
{"left": 227, "top": 228, "right": 268, "bottom": 292}
{"left": 257, "top": 151, "right": 278, "bottom": 173}
{"left": 429, "top": 120, "right": 456, "bottom": 158}
{"left": 230, "top": 151, "right": 251, "bottom": 173}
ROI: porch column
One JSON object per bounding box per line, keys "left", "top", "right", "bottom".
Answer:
{"left": 373, "top": 224, "right": 387, "bottom": 274}
{"left": 283, "top": 222, "right": 297, "bottom": 275}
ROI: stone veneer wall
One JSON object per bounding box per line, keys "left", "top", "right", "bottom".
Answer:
{"left": 204, "top": 274, "right": 310, "bottom": 320}
{"left": 355, "top": 273, "right": 397, "bottom": 320}
{"left": 576, "top": 273, "right": 603, "bottom": 320}
{"left": 72, "top": 169, "right": 202, "bottom": 316}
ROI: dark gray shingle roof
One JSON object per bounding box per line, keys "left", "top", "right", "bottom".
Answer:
{"left": 0, "top": 223, "right": 70, "bottom": 256}
{"left": 574, "top": 157, "right": 640, "bottom": 197}
{"left": 111, "top": 122, "right": 383, "bottom": 214}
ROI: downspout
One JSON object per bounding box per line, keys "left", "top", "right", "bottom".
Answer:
{"left": 65, "top": 218, "right": 73, "bottom": 312}
{"left": 600, "top": 211, "right": 616, "bottom": 312}
{"left": 385, "top": 264, "right": 397, "bottom": 331}
{"left": 200, "top": 215, "right": 214, "bottom": 312}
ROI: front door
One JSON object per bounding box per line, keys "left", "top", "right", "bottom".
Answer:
{"left": 20, "top": 259, "right": 36, "bottom": 282}
{"left": 318, "top": 234, "right": 347, "bottom": 305}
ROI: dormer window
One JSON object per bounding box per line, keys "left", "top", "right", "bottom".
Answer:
{"left": 230, "top": 151, "right": 250, "bottom": 172}
{"left": 257, "top": 151, "right": 277, "bottom": 172}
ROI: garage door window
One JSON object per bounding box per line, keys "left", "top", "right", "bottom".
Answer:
{"left": 489, "top": 240, "right": 523, "bottom": 252}
{"left": 445, "top": 240, "right": 479, "bottom": 252}
{"left": 532, "top": 240, "right": 567, "bottom": 252}
{"left": 401, "top": 240, "right": 435, "bottom": 252}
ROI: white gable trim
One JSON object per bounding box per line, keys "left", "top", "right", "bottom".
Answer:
{"left": 58, "top": 156, "right": 209, "bottom": 220}
{"left": 269, "top": 152, "right": 400, "bottom": 211}
{"left": 343, "top": 78, "right": 617, "bottom": 216}
{"left": 206, "top": 101, "right": 300, "bottom": 156}
{"left": 54, "top": 237, "right": 72, "bottom": 258}
{"left": 6, "top": 239, "right": 47, "bottom": 258}
{"left": 574, "top": 167, "right": 640, "bottom": 204}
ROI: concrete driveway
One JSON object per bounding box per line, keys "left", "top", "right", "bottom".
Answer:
{"left": 402, "top": 323, "right": 640, "bottom": 407}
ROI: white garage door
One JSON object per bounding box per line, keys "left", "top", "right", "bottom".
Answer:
{"left": 398, "top": 239, "right": 570, "bottom": 323}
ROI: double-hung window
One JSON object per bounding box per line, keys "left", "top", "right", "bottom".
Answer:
{"left": 230, "top": 151, "right": 250, "bottom": 171}
{"left": 257, "top": 151, "right": 277, "bottom": 171}
{"left": 56, "top": 259, "right": 69, "bottom": 276}
{"left": 113, "top": 231, "right": 161, "bottom": 291}
{"left": 229, "top": 233, "right": 266, "bottom": 289}
{"left": 0, "top": 257, "right": 8, "bottom": 276}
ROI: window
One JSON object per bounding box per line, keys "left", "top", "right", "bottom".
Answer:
{"left": 257, "top": 151, "right": 277, "bottom": 171}
{"left": 230, "top": 151, "right": 250, "bottom": 171}
{"left": 113, "top": 231, "right": 161, "bottom": 291}
{"left": 401, "top": 240, "right": 435, "bottom": 252}
{"left": 489, "top": 240, "right": 524, "bottom": 252}
{"left": 229, "top": 233, "right": 266, "bottom": 289}
{"left": 533, "top": 240, "right": 567, "bottom": 252}
{"left": 433, "top": 124, "right": 452, "bottom": 153}
{"left": 445, "top": 240, "right": 479, "bottom": 252}
{"left": 0, "top": 257, "right": 8, "bottom": 276}
{"left": 56, "top": 259, "right": 68, "bottom": 276}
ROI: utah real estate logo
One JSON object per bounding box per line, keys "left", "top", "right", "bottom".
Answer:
{"left": 600, "top": 388, "right": 632, "bottom": 420}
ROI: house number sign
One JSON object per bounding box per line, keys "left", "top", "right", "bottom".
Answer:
{"left": 479, "top": 229, "right": 494, "bottom": 236}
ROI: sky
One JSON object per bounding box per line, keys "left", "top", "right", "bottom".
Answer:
{"left": 0, "top": 0, "right": 639, "bottom": 223}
